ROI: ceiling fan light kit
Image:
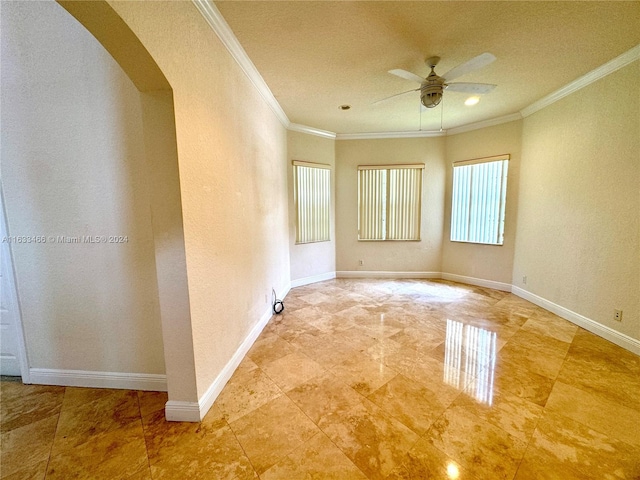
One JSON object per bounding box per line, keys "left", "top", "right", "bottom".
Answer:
{"left": 420, "top": 85, "right": 444, "bottom": 108}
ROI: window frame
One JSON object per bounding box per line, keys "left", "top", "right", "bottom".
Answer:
{"left": 357, "top": 163, "right": 424, "bottom": 242}
{"left": 293, "top": 160, "right": 331, "bottom": 245}
{"left": 450, "top": 154, "right": 509, "bottom": 246}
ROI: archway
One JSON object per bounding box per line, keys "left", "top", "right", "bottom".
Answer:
{"left": 57, "top": 0, "right": 200, "bottom": 416}
{"left": 1, "top": 0, "right": 198, "bottom": 419}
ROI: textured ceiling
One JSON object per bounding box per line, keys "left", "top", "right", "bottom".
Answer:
{"left": 215, "top": 1, "right": 640, "bottom": 134}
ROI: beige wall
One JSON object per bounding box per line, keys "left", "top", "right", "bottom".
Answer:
{"left": 514, "top": 61, "right": 639, "bottom": 340}
{"left": 288, "top": 131, "right": 336, "bottom": 283}
{"left": 1, "top": 1, "right": 165, "bottom": 374}
{"left": 442, "top": 121, "right": 522, "bottom": 284}
{"left": 335, "top": 137, "right": 446, "bottom": 273}
{"left": 107, "top": 1, "right": 291, "bottom": 398}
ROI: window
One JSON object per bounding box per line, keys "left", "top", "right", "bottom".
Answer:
{"left": 293, "top": 160, "right": 331, "bottom": 244}
{"left": 358, "top": 164, "right": 424, "bottom": 241}
{"left": 450, "top": 155, "right": 509, "bottom": 245}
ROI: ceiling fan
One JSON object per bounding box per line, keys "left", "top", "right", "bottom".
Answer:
{"left": 378, "top": 53, "right": 497, "bottom": 108}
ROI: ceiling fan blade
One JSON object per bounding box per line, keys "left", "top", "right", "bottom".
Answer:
{"left": 441, "top": 53, "right": 496, "bottom": 82}
{"left": 445, "top": 82, "right": 497, "bottom": 94}
{"left": 388, "top": 69, "right": 425, "bottom": 84}
{"left": 373, "top": 87, "right": 420, "bottom": 105}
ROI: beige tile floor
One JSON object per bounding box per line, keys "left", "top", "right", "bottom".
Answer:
{"left": 2, "top": 279, "right": 639, "bottom": 479}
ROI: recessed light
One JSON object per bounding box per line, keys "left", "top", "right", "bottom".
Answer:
{"left": 339, "top": 105, "right": 351, "bottom": 110}
{"left": 464, "top": 96, "right": 480, "bottom": 106}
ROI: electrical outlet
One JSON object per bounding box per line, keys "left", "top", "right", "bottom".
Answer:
{"left": 522, "top": 276, "right": 527, "bottom": 285}
{"left": 614, "top": 309, "right": 623, "bottom": 322}
{"left": 265, "top": 294, "right": 268, "bottom": 304}
{"left": 358, "top": 260, "right": 364, "bottom": 266}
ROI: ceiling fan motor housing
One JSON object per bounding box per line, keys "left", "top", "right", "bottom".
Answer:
{"left": 420, "top": 70, "right": 445, "bottom": 108}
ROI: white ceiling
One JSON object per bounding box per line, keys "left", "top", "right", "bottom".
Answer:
{"left": 214, "top": 1, "right": 640, "bottom": 134}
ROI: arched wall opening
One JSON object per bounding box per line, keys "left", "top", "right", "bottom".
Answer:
{"left": 1, "top": 0, "right": 197, "bottom": 413}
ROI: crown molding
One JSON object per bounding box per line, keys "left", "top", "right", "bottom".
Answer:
{"left": 192, "top": 0, "right": 289, "bottom": 127}
{"left": 192, "top": 3, "right": 637, "bottom": 139}
{"left": 288, "top": 123, "right": 336, "bottom": 139}
{"left": 336, "top": 130, "right": 446, "bottom": 140}
{"left": 293, "top": 114, "right": 522, "bottom": 141}
{"left": 447, "top": 113, "right": 523, "bottom": 136}
{"left": 520, "top": 44, "right": 640, "bottom": 118}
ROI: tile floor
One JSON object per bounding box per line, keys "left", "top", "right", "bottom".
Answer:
{"left": 2, "top": 279, "right": 639, "bottom": 479}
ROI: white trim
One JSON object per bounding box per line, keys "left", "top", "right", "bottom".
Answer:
{"left": 520, "top": 44, "right": 640, "bottom": 118}
{"left": 511, "top": 285, "right": 640, "bottom": 355}
{"left": 165, "top": 400, "right": 201, "bottom": 422}
{"left": 28, "top": 368, "right": 167, "bottom": 391}
{"left": 298, "top": 113, "right": 519, "bottom": 140}
{"left": 336, "top": 130, "right": 446, "bottom": 140}
{"left": 195, "top": 303, "right": 273, "bottom": 421}
{"left": 191, "top": 0, "right": 289, "bottom": 127}
{"left": 447, "top": 113, "right": 522, "bottom": 136}
{"left": 512, "top": 286, "right": 640, "bottom": 356}
{"left": 288, "top": 123, "right": 337, "bottom": 139}
{"left": 280, "top": 282, "right": 292, "bottom": 301}
{"left": 171, "top": 283, "right": 291, "bottom": 422}
{"left": 336, "top": 271, "right": 441, "bottom": 279}
{"left": 292, "top": 160, "right": 331, "bottom": 169}
{"left": 0, "top": 185, "right": 30, "bottom": 382}
{"left": 441, "top": 273, "right": 512, "bottom": 292}
{"left": 291, "top": 271, "right": 336, "bottom": 288}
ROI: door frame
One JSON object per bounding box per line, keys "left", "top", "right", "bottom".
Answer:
{"left": 0, "top": 184, "right": 30, "bottom": 382}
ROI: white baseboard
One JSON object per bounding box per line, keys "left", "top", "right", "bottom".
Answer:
{"left": 291, "top": 271, "right": 336, "bottom": 288}
{"left": 29, "top": 276, "right": 637, "bottom": 425}
{"left": 336, "top": 271, "right": 441, "bottom": 279}
{"left": 164, "top": 400, "right": 201, "bottom": 422}
{"left": 441, "top": 273, "right": 512, "bottom": 292}
{"left": 28, "top": 368, "right": 167, "bottom": 391}
{"left": 280, "top": 282, "right": 292, "bottom": 300}
{"left": 166, "top": 294, "right": 279, "bottom": 422}
{"left": 194, "top": 303, "right": 273, "bottom": 421}
{"left": 512, "top": 286, "right": 640, "bottom": 356}
{"left": 25, "top": 284, "right": 288, "bottom": 423}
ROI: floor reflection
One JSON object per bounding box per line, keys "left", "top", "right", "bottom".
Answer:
{"left": 444, "top": 319, "right": 497, "bottom": 405}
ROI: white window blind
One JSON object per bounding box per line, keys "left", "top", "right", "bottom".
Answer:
{"left": 293, "top": 161, "right": 331, "bottom": 244}
{"left": 450, "top": 155, "right": 509, "bottom": 245}
{"left": 358, "top": 164, "right": 423, "bottom": 241}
